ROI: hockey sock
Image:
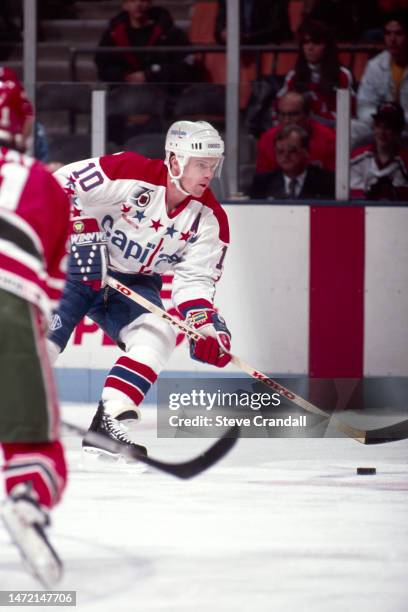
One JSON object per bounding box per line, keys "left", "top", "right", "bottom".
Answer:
{"left": 102, "top": 356, "right": 158, "bottom": 417}
{"left": 2, "top": 441, "right": 67, "bottom": 508}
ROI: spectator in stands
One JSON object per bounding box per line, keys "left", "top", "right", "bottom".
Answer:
{"left": 277, "top": 19, "right": 356, "bottom": 125}
{"left": 214, "top": 0, "right": 292, "bottom": 44}
{"left": 256, "top": 91, "right": 335, "bottom": 173}
{"left": 372, "top": 2, "right": 408, "bottom": 41}
{"left": 250, "top": 124, "right": 335, "bottom": 199}
{"left": 352, "top": 11, "right": 408, "bottom": 147}
{"left": 95, "top": 0, "right": 197, "bottom": 144}
{"left": 95, "top": 0, "right": 195, "bottom": 87}
{"left": 350, "top": 102, "right": 408, "bottom": 200}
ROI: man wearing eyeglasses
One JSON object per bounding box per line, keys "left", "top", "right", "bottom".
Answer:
{"left": 251, "top": 124, "right": 335, "bottom": 200}
{"left": 256, "top": 91, "right": 335, "bottom": 174}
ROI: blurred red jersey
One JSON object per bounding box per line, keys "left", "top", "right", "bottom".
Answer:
{"left": 0, "top": 147, "right": 70, "bottom": 317}
{"left": 0, "top": 66, "right": 34, "bottom": 120}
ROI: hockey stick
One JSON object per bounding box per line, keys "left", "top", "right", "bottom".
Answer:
{"left": 62, "top": 420, "right": 239, "bottom": 479}
{"left": 106, "top": 275, "right": 408, "bottom": 445}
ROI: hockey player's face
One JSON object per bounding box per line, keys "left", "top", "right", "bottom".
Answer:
{"left": 181, "top": 157, "right": 220, "bottom": 196}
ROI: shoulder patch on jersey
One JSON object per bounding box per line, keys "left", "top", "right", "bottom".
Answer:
{"left": 127, "top": 185, "right": 154, "bottom": 208}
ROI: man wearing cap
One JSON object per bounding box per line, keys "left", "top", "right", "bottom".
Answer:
{"left": 352, "top": 11, "right": 408, "bottom": 147}
{"left": 350, "top": 102, "right": 408, "bottom": 200}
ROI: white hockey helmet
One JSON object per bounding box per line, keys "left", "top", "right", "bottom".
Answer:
{"left": 164, "top": 120, "right": 224, "bottom": 194}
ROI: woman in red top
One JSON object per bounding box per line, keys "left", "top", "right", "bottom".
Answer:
{"left": 277, "top": 19, "right": 356, "bottom": 124}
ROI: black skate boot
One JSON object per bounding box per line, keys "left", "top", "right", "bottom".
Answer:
{"left": 82, "top": 401, "right": 147, "bottom": 461}
{"left": 1, "top": 483, "right": 63, "bottom": 588}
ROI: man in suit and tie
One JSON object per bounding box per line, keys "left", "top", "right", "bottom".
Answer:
{"left": 250, "top": 124, "right": 335, "bottom": 199}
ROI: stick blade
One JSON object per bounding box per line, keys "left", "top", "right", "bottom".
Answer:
{"left": 142, "top": 425, "right": 240, "bottom": 479}
{"left": 63, "top": 420, "right": 239, "bottom": 479}
{"left": 364, "top": 418, "right": 408, "bottom": 445}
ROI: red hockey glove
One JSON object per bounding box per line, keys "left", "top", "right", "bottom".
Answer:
{"left": 68, "top": 217, "right": 109, "bottom": 290}
{"left": 185, "top": 308, "right": 232, "bottom": 368}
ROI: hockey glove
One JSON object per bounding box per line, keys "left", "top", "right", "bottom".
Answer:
{"left": 68, "top": 217, "right": 109, "bottom": 290}
{"left": 185, "top": 308, "right": 232, "bottom": 368}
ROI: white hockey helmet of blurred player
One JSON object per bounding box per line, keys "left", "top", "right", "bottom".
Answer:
{"left": 164, "top": 120, "right": 224, "bottom": 193}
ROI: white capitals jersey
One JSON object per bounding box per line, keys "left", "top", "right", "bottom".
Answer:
{"left": 55, "top": 151, "right": 229, "bottom": 312}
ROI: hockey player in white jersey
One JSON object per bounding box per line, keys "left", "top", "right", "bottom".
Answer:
{"left": 48, "top": 120, "right": 231, "bottom": 459}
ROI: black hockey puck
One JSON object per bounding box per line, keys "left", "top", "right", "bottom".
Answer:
{"left": 356, "top": 467, "right": 376, "bottom": 475}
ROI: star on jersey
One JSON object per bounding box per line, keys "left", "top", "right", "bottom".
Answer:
{"left": 150, "top": 218, "right": 164, "bottom": 232}
{"left": 121, "top": 203, "right": 132, "bottom": 213}
{"left": 64, "top": 175, "right": 77, "bottom": 197}
{"left": 134, "top": 210, "right": 146, "bottom": 222}
{"left": 66, "top": 175, "right": 76, "bottom": 189}
{"left": 180, "top": 230, "right": 191, "bottom": 241}
{"left": 165, "top": 224, "right": 178, "bottom": 238}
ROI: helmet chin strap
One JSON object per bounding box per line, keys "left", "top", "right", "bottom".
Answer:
{"left": 170, "top": 175, "right": 191, "bottom": 197}
{"left": 167, "top": 155, "right": 192, "bottom": 197}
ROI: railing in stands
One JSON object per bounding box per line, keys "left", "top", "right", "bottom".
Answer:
{"left": 69, "top": 43, "right": 383, "bottom": 83}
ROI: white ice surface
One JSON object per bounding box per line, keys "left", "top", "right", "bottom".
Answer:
{"left": 1, "top": 403, "right": 407, "bottom": 612}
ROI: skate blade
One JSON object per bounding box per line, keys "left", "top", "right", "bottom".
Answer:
{"left": 80, "top": 447, "right": 148, "bottom": 473}
{"left": 21, "top": 553, "right": 63, "bottom": 589}
{"left": 1, "top": 507, "right": 62, "bottom": 588}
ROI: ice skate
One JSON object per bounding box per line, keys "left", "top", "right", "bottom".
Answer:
{"left": 1, "top": 483, "right": 62, "bottom": 588}
{"left": 82, "top": 401, "right": 147, "bottom": 464}
{"left": 112, "top": 403, "right": 141, "bottom": 431}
